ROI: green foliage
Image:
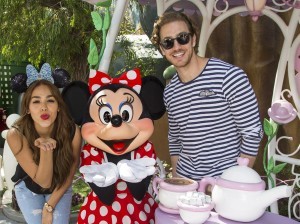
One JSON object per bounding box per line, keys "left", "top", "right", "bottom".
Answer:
{"left": 0, "top": 187, "right": 8, "bottom": 198}
{"left": 87, "top": 4, "right": 111, "bottom": 70}
{"left": 96, "top": 0, "right": 112, "bottom": 8}
{"left": 272, "top": 162, "right": 287, "bottom": 174}
{"left": 163, "top": 65, "right": 176, "bottom": 80}
{"left": 103, "top": 8, "right": 111, "bottom": 30}
{"left": 71, "top": 174, "right": 90, "bottom": 213}
{"left": 267, "top": 156, "right": 287, "bottom": 175}
{"left": 72, "top": 178, "right": 90, "bottom": 197}
{"left": 118, "top": 5, "right": 136, "bottom": 35}
{"left": 0, "top": 0, "right": 95, "bottom": 81}
{"left": 91, "top": 11, "right": 103, "bottom": 31}
{"left": 263, "top": 118, "right": 274, "bottom": 136}
{"left": 263, "top": 118, "right": 287, "bottom": 188}
{"left": 110, "top": 35, "right": 157, "bottom": 77}
{"left": 0, "top": 0, "right": 161, "bottom": 81}
{"left": 88, "top": 38, "right": 99, "bottom": 66}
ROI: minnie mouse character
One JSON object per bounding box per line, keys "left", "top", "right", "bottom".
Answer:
{"left": 76, "top": 68, "right": 165, "bottom": 224}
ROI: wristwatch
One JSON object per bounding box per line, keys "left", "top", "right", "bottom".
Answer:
{"left": 44, "top": 202, "right": 54, "bottom": 213}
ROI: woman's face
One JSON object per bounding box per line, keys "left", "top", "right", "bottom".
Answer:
{"left": 28, "top": 84, "right": 59, "bottom": 130}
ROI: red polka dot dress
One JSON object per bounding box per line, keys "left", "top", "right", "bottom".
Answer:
{"left": 77, "top": 141, "right": 158, "bottom": 224}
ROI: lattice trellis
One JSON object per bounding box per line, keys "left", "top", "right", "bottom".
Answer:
{"left": 0, "top": 63, "right": 25, "bottom": 115}
{"left": 0, "top": 65, "right": 14, "bottom": 109}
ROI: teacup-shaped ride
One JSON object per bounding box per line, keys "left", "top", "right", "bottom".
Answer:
{"left": 177, "top": 191, "right": 214, "bottom": 224}
{"left": 152, "top": 177, "right": 198, "bottom": 214}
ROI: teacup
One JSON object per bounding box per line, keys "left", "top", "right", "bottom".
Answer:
{"left": 152, "top": 177, "right": 198, "bottom": 211}
{"left": 177, "top": 191, "right": 214, "bottom": 224}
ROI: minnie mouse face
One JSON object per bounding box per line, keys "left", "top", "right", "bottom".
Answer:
{"left": 81, "top": 86, "right": 154, "bottom": 155}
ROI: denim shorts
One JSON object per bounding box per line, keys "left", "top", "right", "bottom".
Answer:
{"left": 14, "top": 180, "right": 73, "bottom": 224}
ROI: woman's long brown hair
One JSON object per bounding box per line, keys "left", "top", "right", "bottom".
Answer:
{"left": 13, "top": 80, "right": 74, "bottom": 191}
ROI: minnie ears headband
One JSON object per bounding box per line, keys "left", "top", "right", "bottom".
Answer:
{"left": 11, "top": 63, "right": 70, "bottom": 93}
{"left": 88, "top": 68, "right": 142, "bottom": 94}
{"left": 11, "top": 63, "right": 141, "bottom": 94}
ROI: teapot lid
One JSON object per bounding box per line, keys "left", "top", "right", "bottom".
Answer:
{"left": 217, "top": 157, "right": 265, "bottom": 191}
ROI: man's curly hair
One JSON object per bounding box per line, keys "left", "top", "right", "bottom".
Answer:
{"left": 151, "top": 11, "right": 200, "bottom": 54}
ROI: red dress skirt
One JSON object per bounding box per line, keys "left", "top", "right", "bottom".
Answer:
{"left": 77, "top": 141, "right": 158, "bottom": 224}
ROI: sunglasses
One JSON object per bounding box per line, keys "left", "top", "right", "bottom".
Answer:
{"left": 160, "top": 32, "right": 192, "bottom": 50}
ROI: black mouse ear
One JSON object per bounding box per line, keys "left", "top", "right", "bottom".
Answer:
{"left": 52, "top": 68, "right": 71, "bottom": 88}
{"left": 10, "top": 73, "right": 28, "bottom": 93}
{"left": 140, "top": 75, "right": 166, "bottom": 120}
{"left": 62, "top": 81, "right": 90, "bottom": 125}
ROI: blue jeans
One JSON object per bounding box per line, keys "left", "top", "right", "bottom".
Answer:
{"left": 14, "top": 180, "right": 72, "bottom": 224}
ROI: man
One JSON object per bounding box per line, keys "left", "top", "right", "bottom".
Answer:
{"left": 151, "top": 12, "right": 263, "bottom": 180}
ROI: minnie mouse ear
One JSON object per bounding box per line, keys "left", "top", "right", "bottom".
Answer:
{"left": 10, "top": 73, "right": 27, "bottom": 93}
{"left": 52, "top": 68, "right": 71, "bottom": 88}
{"left": 62, "top": 81, "right": 90, "bottom": 125}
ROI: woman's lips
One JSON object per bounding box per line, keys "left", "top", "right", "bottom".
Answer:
{"left": 41, "top": 114, "right": 50, "bottom": 120}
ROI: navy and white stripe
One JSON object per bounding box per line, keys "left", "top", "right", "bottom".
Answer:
{"left": 164, "top": 58, "right": 263, "bottom": 180}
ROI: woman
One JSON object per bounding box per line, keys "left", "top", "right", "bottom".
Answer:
{"left": 7, "top": 78, "right": 82, "bottom": 224}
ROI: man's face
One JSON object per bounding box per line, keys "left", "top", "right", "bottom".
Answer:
{"left": 159, "top": 21, "right": 196, "bottom": 68}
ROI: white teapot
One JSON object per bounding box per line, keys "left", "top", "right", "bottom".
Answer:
{"left": 198, "top": 157, "right": 292, "bottom": 222}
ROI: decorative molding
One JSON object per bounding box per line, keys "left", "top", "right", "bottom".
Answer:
{"left": 143, "top": 0, "right": 300, "bottom": 220}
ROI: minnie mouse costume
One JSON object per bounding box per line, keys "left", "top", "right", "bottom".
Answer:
{"left": 65, "top": 68, "right": 165, "bottom": 223}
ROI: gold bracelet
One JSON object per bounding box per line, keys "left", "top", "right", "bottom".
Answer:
{"left": 44, "top": 202, "right": 54, "bottom": 213}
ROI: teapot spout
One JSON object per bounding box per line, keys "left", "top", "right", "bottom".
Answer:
{"left": 260, "top": 185, "right": 292, "bottom": 208}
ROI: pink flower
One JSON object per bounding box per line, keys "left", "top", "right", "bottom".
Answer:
{"left": 268, "top": 100, "right": 297, "bottom": 124}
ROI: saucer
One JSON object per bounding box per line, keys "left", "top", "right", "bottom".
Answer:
{"left": 158, "top": 203, "right": 179, "bottom": 214}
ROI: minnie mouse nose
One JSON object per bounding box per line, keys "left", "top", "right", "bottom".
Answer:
{"left": 111, "top": 115, "right": 122, "bottom": 127}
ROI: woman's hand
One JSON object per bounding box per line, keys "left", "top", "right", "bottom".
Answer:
{"left": 34, "top": 137, "right": 56, "bottom": 151}
{"left": 42, "top": 207, "right": 53, "bottom": 224}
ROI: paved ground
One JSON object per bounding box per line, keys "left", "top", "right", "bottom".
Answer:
{"left": 0, "top": 189, "right": 78, "bottom": 224}
{"left": 0, "top": 212, "right": 18, "bottom": 223}
{"left": 0, "top": 204, "right": 78, "bottom": 224}
{"left": 0, "top": 204, "right": 78, "bottom": 223}
{"left": 0, "top": 205, "right": 24, "bottom": 224}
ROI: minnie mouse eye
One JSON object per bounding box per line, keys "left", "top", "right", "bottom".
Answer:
{"left": 120, "top": 104, "right": 133, "bottom": 122}
{"left": 99, "top": 106, "right": 112, "bottom": 125}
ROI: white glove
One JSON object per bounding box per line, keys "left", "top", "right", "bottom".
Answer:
{"left": 117, "top": 158, "right": 156, "bottom": 183}
{"left": 79, "top": 162, "right": 119, "bottom": 187}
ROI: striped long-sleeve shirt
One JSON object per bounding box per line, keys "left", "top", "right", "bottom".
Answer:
{"left": 164, "top": 58, "right": 263, "bottom": 180}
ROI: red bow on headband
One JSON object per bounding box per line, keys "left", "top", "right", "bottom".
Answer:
{"left": 88, "top": 68, "right": 142, "bottom": 94}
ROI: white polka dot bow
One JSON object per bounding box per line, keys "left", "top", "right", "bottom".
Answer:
{"left": 88, "top": 68, "right": 142, "bottom": 94}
